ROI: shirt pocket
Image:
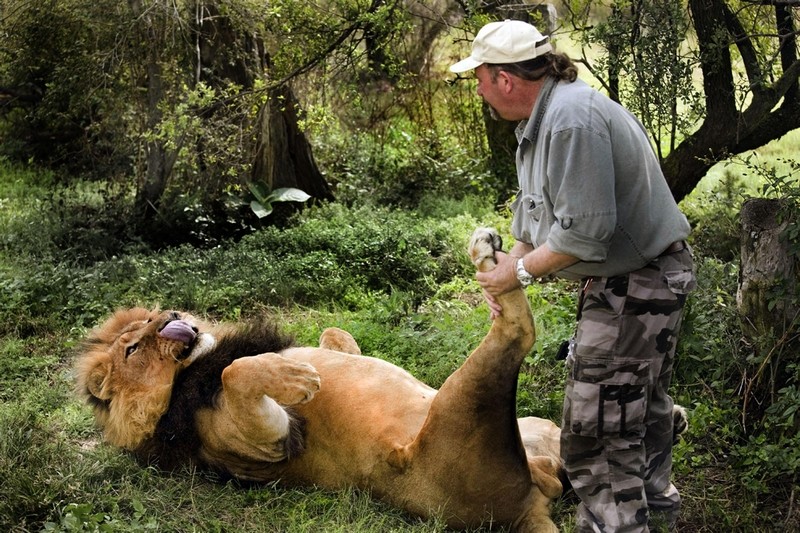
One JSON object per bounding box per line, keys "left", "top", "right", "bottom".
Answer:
{"left": 522, "top": 193, "right": 545, "bottom": 222}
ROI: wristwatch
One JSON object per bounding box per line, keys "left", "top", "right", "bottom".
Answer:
{"left": 515, "top": 257, "right": 534, "bottom": 287}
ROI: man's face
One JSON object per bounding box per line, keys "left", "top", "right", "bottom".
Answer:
{"left": 475, "top": 64, "right": 502, "bottom": 120}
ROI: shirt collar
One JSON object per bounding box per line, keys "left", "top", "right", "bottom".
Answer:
{"left": 516, "top": 76, "right": 559, "bottom": 145}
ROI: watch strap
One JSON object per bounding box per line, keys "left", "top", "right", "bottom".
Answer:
{"left": 515, "top": 257, "right": 534, "bottom": 287}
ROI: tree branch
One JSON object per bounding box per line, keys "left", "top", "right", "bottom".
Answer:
{"left": 722, "top": 1, "right": 766, "bottom": 95}
{"left": 267, "top": 0, "right": 387, "bottom": 89}
{"left": 742, "top": 0, "right": 800, "bottom": 6}
{"left": 689, "top": 0, "right": 738, "bottom": 120}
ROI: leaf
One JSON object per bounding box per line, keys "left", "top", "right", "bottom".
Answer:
{"left": 268, "top": 187, "right": 311, "bottom": 203}
{"left": 250, "top": 200, "right": 273, "bottom": 219}
{"left": 247, "top": 181, "right": 272, "bottom": 204}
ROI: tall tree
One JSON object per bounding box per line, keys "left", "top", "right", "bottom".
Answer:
{"left": 193, "top": 2, "right": 331, "bottom": 200}
{"left": 563, "top": 0, "right": 800, "bottom": 202}
{"left": 128, "top": 0, "right": 177, "bottom": 222}
{"left": 663, "top": 0, "right": 800, "bottom": 201}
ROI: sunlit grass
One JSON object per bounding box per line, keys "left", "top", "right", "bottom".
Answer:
{"left": 691, "top": 128, "right": 800, "bottom": 198}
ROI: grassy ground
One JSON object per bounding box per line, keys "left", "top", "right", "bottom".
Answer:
{"left": 1, "top": 152, "right": 798, "bottom": 531}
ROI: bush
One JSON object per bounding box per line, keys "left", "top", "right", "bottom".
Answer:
{"left": 0, "top": 200, "right": 491, "bottom": 335}
{"left": 316, "top": 123, "right": 495, "bottom": 209}
{"left": 681, "top": 170, "right": 744, "bottom": 262}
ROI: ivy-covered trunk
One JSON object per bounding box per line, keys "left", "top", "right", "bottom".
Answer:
{"left": 737, "top": 197, "right": 799, "bottom": 424}
{"left": 197, "top": 2, "right": 331, "bottom": 203}
{"left": 130, "top": 0, "right": 175, "bottom": 223}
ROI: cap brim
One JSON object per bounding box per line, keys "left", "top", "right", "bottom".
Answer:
{"left": 534, "top": 42, "right": 553, "bottom": 57}
{"left": 449, "top": 56, "right": 482, "bottom": 73}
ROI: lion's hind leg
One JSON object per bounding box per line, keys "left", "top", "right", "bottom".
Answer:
{"left": 319, "top": 327, "right": 361, "bottom": 355}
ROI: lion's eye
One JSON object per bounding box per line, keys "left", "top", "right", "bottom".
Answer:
{"left": 125, "top": 343, "right": 139, "bottom": 358}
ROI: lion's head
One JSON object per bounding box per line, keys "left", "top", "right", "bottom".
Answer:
{"left": 76, "top": 307, "right": 215, "bottom": 450}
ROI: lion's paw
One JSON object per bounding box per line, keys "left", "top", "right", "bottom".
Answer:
{"left": 468, "top": 227, "right": 503, "bottom": 272}
{"left": 268, "top": 360, "right": 321, "bottom": 406}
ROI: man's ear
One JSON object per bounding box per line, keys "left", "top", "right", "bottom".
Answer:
{"left": 498, "top": 70, "right": 514, "bottom": 93}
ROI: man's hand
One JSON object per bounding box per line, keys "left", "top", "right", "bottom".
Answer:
{"left": 475, "top": 243, "right": 580, "bottom": 319}
{"left": 476, "top": 251, "right": 520, "bottom": 319}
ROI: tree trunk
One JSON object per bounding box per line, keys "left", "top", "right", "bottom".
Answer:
{"left": 198, "top": 2, "right": 331, "bottom": 202}
{"left": 737, "top": 198, "right": 797, "bottom": 338}
{"left": 736, "top": 197, "right": 798, "bottom": 425}
{"left": 251, "top": 84, "right": 333, "bottom": 200}
{"left": 483, "top": 107, "right": 518, "bottom": 198}
{"left": 477, "top": 1, "right": 556, "bottom": 199}
{"left": 130, "top": 0, "right": 172, "bottom": 223}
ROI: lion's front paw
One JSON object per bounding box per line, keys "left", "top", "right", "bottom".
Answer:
{"left": 468, "top": 227, "right": 503, "bottom": 272}
{"left": 265, "top": 359, "right": 321, "bottom": 406}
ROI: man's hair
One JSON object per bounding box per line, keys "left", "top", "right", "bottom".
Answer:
{"left": 487, "top": 51, "right": 578, "bottom": 83}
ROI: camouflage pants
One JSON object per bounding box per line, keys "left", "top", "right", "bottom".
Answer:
{"left": 561, "top": 246, "right": 695, "bottom": 533}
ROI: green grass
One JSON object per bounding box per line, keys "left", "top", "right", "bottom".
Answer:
{"left": 1, "top": 162, "right": 798, "bottom": 531}
{"left": 689, "top": 129, "right": 800, "bottom": 198}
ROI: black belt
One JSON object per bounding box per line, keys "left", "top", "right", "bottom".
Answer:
{"left": 660, "top": 240, "right": 687, "bottom": 257}
{"left": 575, "top": 240, "right": 686, "bottom": 322}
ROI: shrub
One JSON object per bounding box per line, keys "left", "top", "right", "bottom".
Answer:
{"left": 680, "top": 170, "right": 744, "bottom": 262}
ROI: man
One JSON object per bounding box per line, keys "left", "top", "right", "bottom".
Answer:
{"left": 450, "top": 19, "right": 696, "bottom": 533}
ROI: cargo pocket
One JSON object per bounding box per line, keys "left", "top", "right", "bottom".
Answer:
{"left": 566, "top": 357, "right": 650, "bottom": 440}
{"left": 664, "top": 269, "right": 696, "bottom": 295}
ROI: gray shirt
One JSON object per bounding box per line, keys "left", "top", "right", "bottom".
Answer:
{"left": 510, "top": 77, "right": 691, "bottom": 280}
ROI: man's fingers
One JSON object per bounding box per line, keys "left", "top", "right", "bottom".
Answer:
{"left": 483, "top": 290, "right": 503, "bottom": 318}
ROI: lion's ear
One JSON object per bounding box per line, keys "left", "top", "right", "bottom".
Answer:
{"left": 79, "top": 354, "right": 113, "bottom": 402}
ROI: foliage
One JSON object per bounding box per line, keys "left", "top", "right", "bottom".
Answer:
{"left": 0, "top": 0, "right": 133, "bottom": 175}
{"left": 680, "top": 170, "right": 744, "bottom": 262}
{"left": 318, "top": 121, "right": 495, "bottom": 208}
{"left": 568, "top": 0, "right": 701, "bottom": 158}
{"left": 0, "top": 196, "right": 478, "bottom": 336}
{"left": 241, "top": 182, "right": 311, "bottom": 219}
{"left": 671, "top": 155, "right": 800, "bottom": 530}
{"left": 751, "top": 155, "right": 800, "bottom": 259}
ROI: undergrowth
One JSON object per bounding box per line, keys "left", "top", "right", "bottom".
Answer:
{"left": 1, "top": 163, "right": 798, "bottom": 531}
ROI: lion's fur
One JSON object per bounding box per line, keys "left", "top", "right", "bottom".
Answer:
{"left": 76, "top": 228, "right": 566, "bottom": 532}
{"left": 135, "top": 320, "right": 302, "bottom": 471}
{"left": 77, "top": 308, "right": 187, "bottom": 450}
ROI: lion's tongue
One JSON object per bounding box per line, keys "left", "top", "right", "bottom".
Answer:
{"left": 159, "top": 320, "right": 197, "bottom": 344}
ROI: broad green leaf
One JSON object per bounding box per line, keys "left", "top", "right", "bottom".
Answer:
{"left": 250, "top": 200, "right": 273, "bottom": 219}
{"left": 247, "top": 181, "right": 272, "bottom": 204}
{"left": 268, "top": 187, "right": 311, "bottom": 203}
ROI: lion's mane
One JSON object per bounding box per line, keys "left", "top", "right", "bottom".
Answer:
{"left": 133, "top": 319, "right": 302, "bottom": 473}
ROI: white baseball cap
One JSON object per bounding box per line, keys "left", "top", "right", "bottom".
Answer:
{"left": 449, "top": 20, "right": 553, "bottom": 73}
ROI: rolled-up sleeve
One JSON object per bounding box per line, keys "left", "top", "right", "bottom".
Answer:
{"left": 545, "top": 126, "right": 616, "bottom": 262}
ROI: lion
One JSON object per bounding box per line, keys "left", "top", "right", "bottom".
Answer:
{"left": 76, "top": 228, "right": 565, "bottom": 532}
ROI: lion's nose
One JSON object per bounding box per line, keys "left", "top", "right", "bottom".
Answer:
{"left": 168, "top": 311, "right": 180, "bottom": 321}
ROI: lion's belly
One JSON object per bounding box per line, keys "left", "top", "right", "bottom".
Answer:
{"left": 278, "top": 348, "right": 436, "bottom": 488}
